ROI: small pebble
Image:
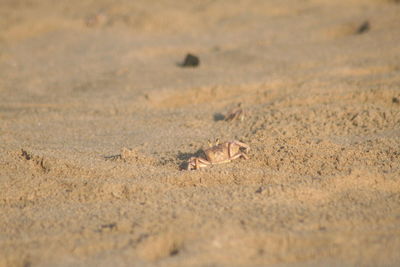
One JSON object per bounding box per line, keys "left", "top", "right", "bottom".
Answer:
{"left": 356, "top": 21, "right": 370, "bottom": 34}
{"left": 181, "top": 53, "right": 200, "bottom": 67}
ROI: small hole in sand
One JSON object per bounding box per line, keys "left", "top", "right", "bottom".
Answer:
{"left": 169, "top": 247, "right": 179, "bottom": 256}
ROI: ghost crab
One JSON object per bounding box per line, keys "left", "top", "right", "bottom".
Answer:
{"left": 186, "top": 139, "right": 250, "bottom": 170}
{"left": 225, "top": 103, "right": 246, "bottom": 122}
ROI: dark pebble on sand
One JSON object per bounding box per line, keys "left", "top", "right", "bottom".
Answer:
{"left": 356, "top": 21, "right": 370, "bottom": 34}
{"left": 181, "top": 53, "right": 200, "bottom": 67}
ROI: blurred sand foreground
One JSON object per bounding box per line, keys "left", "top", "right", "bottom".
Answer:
{"left": 1, "top": 0, "right": 400, "bottom": 266}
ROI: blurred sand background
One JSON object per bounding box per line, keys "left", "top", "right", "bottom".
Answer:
{"left": 1, "top": 0, "right": 400, "bottom": 266}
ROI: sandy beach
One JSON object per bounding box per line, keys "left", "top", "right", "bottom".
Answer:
{"left": 1, "top": 0, "right": 400, "bottom": 266}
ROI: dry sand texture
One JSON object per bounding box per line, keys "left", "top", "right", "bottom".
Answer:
{"left": 1, "top": 0, "right": 400, "bottom": 266}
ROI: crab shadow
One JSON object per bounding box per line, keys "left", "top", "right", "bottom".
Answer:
{"left": 177, "top": 149, "right": 204, "bottom": 170}
{"left": 213, "top": 113, "right": 225, "bottom": 121}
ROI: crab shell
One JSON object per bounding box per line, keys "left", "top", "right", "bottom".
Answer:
{"left": 186, "top": 140, "right": 250, "bottom": 170}
{"left": 204, "top": 142, "right": 241, "bottom": 163}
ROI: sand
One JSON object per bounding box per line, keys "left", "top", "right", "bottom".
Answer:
{"left": 1, "top": 0, "right": 400, "bottom": 266}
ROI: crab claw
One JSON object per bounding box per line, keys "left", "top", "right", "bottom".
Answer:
{"left": 186, "top": 157, "right": 211, "bottom": 170}
{"left": 186, "top": 157, "right": 197, "bottom": 170}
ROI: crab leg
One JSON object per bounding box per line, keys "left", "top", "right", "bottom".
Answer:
{"left": 228, "top": 141, "right": 250, "bottom": 159}
{"left": 232, "top": 140, "right": 250, "bottom": 152}
{"left": 187, "top": 157, "right": 212, "bottom": 170}
{"left": 229, "top": 152, "right": 249, "bottom": 161}
{"left": 196, "top": 158, "right": 211, "bottom": 169}
{"left": 227, "top": 142, "right": 233, "bottom": 158}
